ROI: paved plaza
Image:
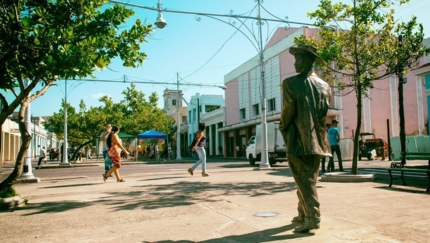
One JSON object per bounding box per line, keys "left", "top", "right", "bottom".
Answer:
{"left": 0, "top": 159, "right": 429, "bottom": 242}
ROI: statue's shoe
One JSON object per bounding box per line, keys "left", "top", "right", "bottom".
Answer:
{"left": 293, "top": 219, "right": 320, "bottom": 233}
{"left": 291, "top": 215, "right": 304, "bottom": 223}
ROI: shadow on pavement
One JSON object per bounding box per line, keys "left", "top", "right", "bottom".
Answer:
{"left": 11, "top": 201, "right": 95, "bottom": 216}
{"left": 8, "top": 180, "right": 297, "bottom": 215}
{"left": 41, "top": 183, "right": 100, "bottom": 189}
{"left": 145, "top": 224, "right": 312, "bottom": 243}
{"left": 119, "top": 180, "right": 298, "bottom": 210}
{"left": 373, "top": 185, "right": 430, "bottom": 194}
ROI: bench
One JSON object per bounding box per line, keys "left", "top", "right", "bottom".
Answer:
{"left": 386, "top": 166, "right": 430, "bottom": 192}
{"left": 402, "top": 152, "right": 430, "bottom": 166}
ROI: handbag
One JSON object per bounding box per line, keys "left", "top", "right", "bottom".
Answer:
{"left": 189, "top": 137, "right": 197, "bottom": 152}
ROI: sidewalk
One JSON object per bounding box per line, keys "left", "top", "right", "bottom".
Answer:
{"left": 1, "top": 163, "right": 429, "bottom": 242}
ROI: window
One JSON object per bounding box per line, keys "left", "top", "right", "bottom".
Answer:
{"left": 252, "top": 104, "right": 259, "bottom": 117}
{"left": 268, "top": 98, "right": 276, "bottom": 112}
{"left": 240, "top": 108, "right": 246, "bottom": 120}
{"left": 182, "top": 116, "right": 187, "bottom": 123}
{"left": 172, "top": 99, "right": 176, "bottom": 106}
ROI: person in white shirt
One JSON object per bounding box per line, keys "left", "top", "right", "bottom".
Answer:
{"left": 37, "top": 146, "right": 46, "bottom": 169}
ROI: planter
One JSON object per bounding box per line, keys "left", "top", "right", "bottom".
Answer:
{"left": 0, "top": 196, "right": 27, "bottom": 211}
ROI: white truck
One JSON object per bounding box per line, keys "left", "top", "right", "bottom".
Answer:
{"left": 245, "top": 121, "right": 287, "bottom": 166}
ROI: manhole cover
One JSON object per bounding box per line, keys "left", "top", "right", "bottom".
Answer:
{"left": 253, "top": 212, "right": 280, "bottom": 217}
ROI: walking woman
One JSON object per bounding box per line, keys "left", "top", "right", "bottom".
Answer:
{"left": 103, "top": 125, "right": 129, "bottom": 182}
{"left": 187, "top": 123, "right": 209, "bottom": 177}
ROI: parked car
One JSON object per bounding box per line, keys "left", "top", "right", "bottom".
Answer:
{"left": 245, "top": 121, "right": 287, "bottom": 166}
{"left": 359, "top": 133, "right": 388, "bottom": 160}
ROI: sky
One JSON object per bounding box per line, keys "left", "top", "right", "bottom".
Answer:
{"left": 3, "top": 0, "right": 430, "bottom": 117}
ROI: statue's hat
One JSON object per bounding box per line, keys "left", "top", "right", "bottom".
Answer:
{"left": 289, "top": 44, "right": 322, "bottom": 63}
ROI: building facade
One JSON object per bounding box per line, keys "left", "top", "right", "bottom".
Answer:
{"left": 411, "top": 37, "right": 430, "bottom": 135}
{"left": 0, "top": 117, "right": 60, "bottom": 166}
{"left": 220, "top": 26, "right": 428, "bottom": 158}
{"left": 188, "top": 93, "right": 225, "bottom": 156}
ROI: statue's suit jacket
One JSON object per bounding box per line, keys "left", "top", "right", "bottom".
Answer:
{"left": 279, "top": 72, "right": 332, "bottom": 157}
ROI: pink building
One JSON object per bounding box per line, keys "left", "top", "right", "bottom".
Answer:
{"left": 219, "top": 27, "right": 428, "bottom": 158}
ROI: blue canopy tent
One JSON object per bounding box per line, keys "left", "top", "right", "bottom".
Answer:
{"left": 137, "top": 130, "right": 168, "bottom": 139}
{"left": 137, "top": 130, "right": 170, "bottom": 160}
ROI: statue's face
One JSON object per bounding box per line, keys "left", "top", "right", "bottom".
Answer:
{"left": 293, "top": 53, "right": 313, "bottom": 74}
{"left": 294, "top": 54, "right": 305, "bottom": 73}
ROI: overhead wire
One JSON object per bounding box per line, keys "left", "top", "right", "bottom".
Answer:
{"left": 180, "top": 5, "right": 258, "bottom": 81}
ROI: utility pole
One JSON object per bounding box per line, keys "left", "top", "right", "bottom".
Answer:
{"left": 60, "top": 79, "right": 70, "bottom": 165}
{"left": 20, "top": 78, "right": 39, "bottom": 182}
{"left": 176, "top": 72, "right": 182, "bottom": 160}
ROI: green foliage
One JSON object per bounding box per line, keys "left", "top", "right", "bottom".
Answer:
{"left": 0, "top": 187, "right": 17, "bottom": 199}
{"left": 43, "top": 84, "right": 176, "bottom": 150}
{"left": 295, "top": 0, "right": 429, "bottom": 94}
{"left": 0, "top": 0, "right": 153, "bottom": 125}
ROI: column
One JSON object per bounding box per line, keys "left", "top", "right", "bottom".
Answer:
{"left": 215, "top": 124, "right": 220, "bottom": 156}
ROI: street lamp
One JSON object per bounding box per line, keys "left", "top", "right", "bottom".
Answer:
{"left": 60, "top": 79, "right": 70, "bottom": 165}
{"left": 109, "top": 0, "right": 313, "bottom": 168}
{"left": 20, "top": 79, "right": 37, "bottom": 179}
{"left": 155, "top": 0, "right": 167, "bottom": 29}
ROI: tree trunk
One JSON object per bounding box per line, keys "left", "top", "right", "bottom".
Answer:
{"left": 0, "top": 104, "right": 31, "bottom": 192}
{"left": 351, "top": 83, "right": 363, "bottom": 175}
{"left": 398, "top": 76, "right": 406, "bottom": 165}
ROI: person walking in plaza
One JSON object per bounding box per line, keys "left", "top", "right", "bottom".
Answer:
{"left": 86, "top": 146, "right": 92, "bottom": 160}
{"left": 187, "top": 123, "right": 209, "bottom": 177}
{"left": 218, "top": 145, "right": 223, "bottom": 158}
{"left": 100, "top": 123, "right": 113, "bottom": 176}
{"left": 321, "top": 123, "right": 331, "bottom": 173}
{"left": 37, "top": 145, "right": 46, "bottom": 169}
{"left": 327, "top": 120, "right": 343, "bottom": 172}
{"left": 378, "top": 138, "right": 386, "bottom": 160}
{"left": 279, "top": 44, "right": 331, "bottom": 233}
{"left": 103, "top": 125, "right": 129, "bottom": 182}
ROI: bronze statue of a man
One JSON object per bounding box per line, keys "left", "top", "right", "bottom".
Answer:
{"left": 279, "top": 44, "right": 332, "bottom": 233}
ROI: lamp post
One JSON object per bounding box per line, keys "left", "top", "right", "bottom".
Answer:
{"left": 109, "top": 0, "right": 313, "bottom": 168}
{"left": 20, "top": 79, "right": 37, "bottom": 179}
{"left": 60, "top": 79, "right": 70, "bottom": 165}
{"left": 176, "top": 72, "right": 182, "bottom": 160}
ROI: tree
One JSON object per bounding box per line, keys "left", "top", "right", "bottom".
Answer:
{"left": 295, "top": 0, "right": 430, "bottom": 174}
{"left": 43, "top": 100, "right": 105, "bottom": 160}
{"left": 43, "top": 84, "right": 176, "bottom": 160}
{"left": 0, "top": 0, "right": 153, "bottom": 192}
{"left": 119, "top": 84, "right": 176, "bottom": 136}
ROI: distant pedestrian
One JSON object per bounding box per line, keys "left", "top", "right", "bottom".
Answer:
{"left": 321, "top": 123, "right": 331, "bottom": 173}
{"left": 37, "top": 146, "right": 46, "bottom": 169}
{"left": 187, "top": 123, "right": 209, "bottom": 177}
{"left": 55, "top": 148, "right": 60, "bottom": 161}
{"left": 77, "top": 146, "right": 84, "bottom": 161}
{"left": 103, "top": 125, "right": 129, "bottom": 182}
{"left": 378, "top": 138, "right": 385, "bottom": 160}
{"left": 100, "top": 123, "right": 113, "bottom": 175}
{"left": 218, "top": 145, "right": 223, "bottom": 158}
{"left": 327, "top": 120, "right": 343, "bottom": 172}
{"left": 86, "top": 146, "right": 92, "bottom": 160}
